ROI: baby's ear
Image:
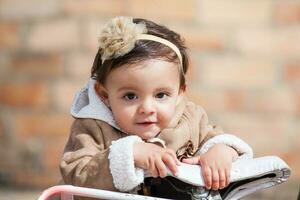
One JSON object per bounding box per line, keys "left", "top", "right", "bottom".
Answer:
{"left": 94, "top": 82, "right": 109, "bottom": 105}
{"left": 176, "top": 85, "right": 186, "bottom": 105}
{"left": 179, "top": 84, "right": 186, "bottom": 94}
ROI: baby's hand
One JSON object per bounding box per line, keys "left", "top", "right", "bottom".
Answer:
{"left": 182, "top": 144, "right": 238, "bottom": 190}
{"left": 133, "top": 142, "right": 180, "bottom": 178}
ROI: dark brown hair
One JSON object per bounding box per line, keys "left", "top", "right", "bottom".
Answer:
{"left": 91, "top": 18, "right": 189, "bottom": 87}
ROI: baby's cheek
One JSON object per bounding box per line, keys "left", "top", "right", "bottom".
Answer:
{"left": 111, "top": 109, "right": 134, "bottom": 131}
{"left": 159, "top": 107, "right": 176, "bottom": 127}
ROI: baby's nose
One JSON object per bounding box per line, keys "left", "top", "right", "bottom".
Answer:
{"left": 138, "top": 99, "right": 155, "bottom": 114}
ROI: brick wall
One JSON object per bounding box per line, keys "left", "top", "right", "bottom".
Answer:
{"left": 0, "top": 0, "right": 299, "bottom": 190}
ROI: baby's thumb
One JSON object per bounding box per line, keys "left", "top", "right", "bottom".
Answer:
{"left": 182, "top": 156, "right": 200, "bottom": 165}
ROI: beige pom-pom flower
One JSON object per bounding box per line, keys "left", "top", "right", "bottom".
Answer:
{"left": 98, "top": 16, "right": 147, "bottom": 62}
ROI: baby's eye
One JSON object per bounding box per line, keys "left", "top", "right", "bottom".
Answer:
{"left": 155, "top": 92, "right": 168, "bottom": 99}
{"left": 123, "top": 93, "right": 138, "bottom": 100}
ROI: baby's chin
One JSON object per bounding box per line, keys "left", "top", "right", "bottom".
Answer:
{"left": 131, "top": 130, "right": 160, "bottom": 140}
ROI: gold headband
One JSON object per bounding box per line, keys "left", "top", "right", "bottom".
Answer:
{"left": 136, "top": 34, "right": 183, "bottom": 72}
{"left": 99, "top": 16, "right": 183, "bottom": 72}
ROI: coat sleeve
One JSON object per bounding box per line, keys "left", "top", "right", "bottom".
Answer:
{"left": 60, "top": 119, "right": 144, "bottom": 192}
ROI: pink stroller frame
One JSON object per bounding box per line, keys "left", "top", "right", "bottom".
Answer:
{"left": 38, "top": 156, "right": 291, "bottom": 200}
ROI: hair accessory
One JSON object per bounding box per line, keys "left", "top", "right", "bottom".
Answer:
{"left": 136, "top": 34, "right": 183, "bottom": 72}
{"left": 99, "top": 16, "right": 147, "bottom": 62}
{"left": 98, "top": 16, "right": 183, "bottom": 70}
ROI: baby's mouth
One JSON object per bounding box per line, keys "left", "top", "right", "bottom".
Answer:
{"left": 136, "top": 121, "right": 157, "bottom": 125}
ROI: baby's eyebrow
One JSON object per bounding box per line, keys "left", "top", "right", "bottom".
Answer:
{"left": 155, "top": 87, "right": 174, "bottom": 92}
{"left": 117, "top": 86, "right": 137, "bottom": 92}
{"left": 117, "top": 86, "right": 174, "bottom": 93}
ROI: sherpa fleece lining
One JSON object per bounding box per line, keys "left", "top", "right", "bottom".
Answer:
{"left": 108, "top": 135, "right": 145, "bottom": 191}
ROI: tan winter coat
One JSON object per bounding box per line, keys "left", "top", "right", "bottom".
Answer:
{"left": 60, "top": 98, "right": 222, "bottom": 192}
{"left": 59, "top": 79, "right": 252, "bottom": 200}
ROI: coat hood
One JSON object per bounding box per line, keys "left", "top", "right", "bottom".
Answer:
{"left": 70, "top": 79, "right": 120, "bottom": 130}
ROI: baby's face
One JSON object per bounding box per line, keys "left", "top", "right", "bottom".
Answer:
{"left": 100, "top": 59, "right": 184, "bottom": 140}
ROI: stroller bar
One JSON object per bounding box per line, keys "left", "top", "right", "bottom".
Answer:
{"left": 37, "top": 156, "right": 291, "bottom": 200}
{"left": 37, "top": 185, "right": 171, "bottom": 200}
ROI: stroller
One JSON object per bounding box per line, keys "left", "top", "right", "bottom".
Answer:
{"left": 38, "top": 156, "right": 291, "bottom": 200}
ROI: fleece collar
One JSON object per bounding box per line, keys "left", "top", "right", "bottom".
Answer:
{"left": 70, "top": 79, "right": 120, "bottom": 130}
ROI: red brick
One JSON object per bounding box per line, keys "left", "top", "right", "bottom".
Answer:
{"left": 82, "top": 19, "right": 106, "bottom": 51}
{"left": 275, "top": 2, "right": 300, "bottom": 24}
{"left": 201, "top": 57, "right": 276, "bottom": 89}
{"left": 236, "top": 28, "right": 300, "bottom": 58}
{"left": 225, "top": 90, "right": 246, "bottom": 111}
{"left": 0, "top": 54, "right": 9, "bottom": 77}
{"left": 245, "top": 88, "right": 297, "bottom": 115}
{"left": 28, "top": 19, "right": 79, "bottom": 52}
{"left": 198, "top": 0, "right": 272, "bottom": 25}
{"left": 178, "top": 27, "right": 225, "bottom": 51}
{"left": 187, "top": 53, "right": 201, "bottom": 82}
{"left": 189, "top": 88, "right": 249, "bottom": 119}
{"left": 52, "top": 80, "right": 86, "bottom": 111}
{"left": 284, "top": 62, "right": 300, "bottom": 85}
{"left": 0, "top": 82, "right": 49, "bottom": 109}
{"left": 0, "top": 118, "right": 4, "bottom": 138}
{"left": 128, "top": 0, "right": 196, "bottom": 21}
{"left": 187, "top": 89, "right": 227, "bottom": 113}
{"left": 0, "top": 0, "right": 61, "bottom": 20}
{"left": 43, "top": 139, "right": 66, "bottom": 170}
{"left": 65, "top": 52, "right": 94, "bottom": 78}
{"left": 63, "top": 0, "right": 125, "bottom": 16}
{"left": 294, "top": 120, "right": 300, "bottom": 148}
{"left": 15, "top": 113, "right": 73, "bottom": 139}
{"left": 11, "top": 53, "right": 64, "bottom": 77}
{"left": 296, "top": 90, "right": 300, "bottom": 113}
{"left": 220, "top": 113, "right": 291, "bottom": 155}
{"left": 0, "top": 22, "right": 20, "bottom": 49}
{"left": 14, "top": 171, "right": 60, "bottom": 188}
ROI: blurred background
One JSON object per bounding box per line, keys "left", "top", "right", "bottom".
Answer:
{"left": 0, "top": 0, "right": 299, "bottom": 199}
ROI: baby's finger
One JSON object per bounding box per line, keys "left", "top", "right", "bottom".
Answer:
{"left": 225, "top": 167, "right": 231, "bottom": 186}
{"left": 166, "top": 149, "right": 181, "bottom": 165}
{"left": 155, "top": 159, "right": 168, "bottom": 178}
{"left": 202, "top": 165, "right": 212, "bottom": 189}
{"left": 182, "top": 156, "right": 200, "bottom": 165}
{"left": 211, "top": 167, "right": 219, "bottom": 190}
{"left": 150, "top": 160, "right": 158, "bottom": 178}
{"left": 163, "top": 154, "right": 178, "bottom": 176}
{"left": 218, "top": 169, "right": 226, "bottom": 189}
